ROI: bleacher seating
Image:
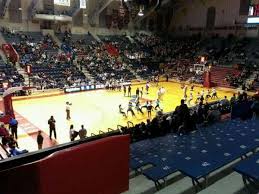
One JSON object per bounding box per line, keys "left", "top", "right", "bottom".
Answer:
{"left": 130, "top": 119, "right": 259, "bottom": 190}
{"left": 210, "top": 66, "right": 241, "bottom": 88}
{"left": 1, "top": 30, "right": 87, "bottom": 89}
{"left": 1, "top": 27, "right": 259, "bottom": 89}
{"left": 233, "top": 153, "right": 259, "bottom": 188}
{"left": 0, "top": 56, "right": 24, "bottom": 92}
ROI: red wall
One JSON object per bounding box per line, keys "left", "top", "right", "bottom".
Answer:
{"left": 2, "top": 43, "right": 19, "bottom": 63}
{"left": 0, "top": 135, "right": 130, "bottom": 194}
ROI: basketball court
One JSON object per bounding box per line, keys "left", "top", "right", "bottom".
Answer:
{"left": 11, "top": 81, "right": 235, "bottom": 151}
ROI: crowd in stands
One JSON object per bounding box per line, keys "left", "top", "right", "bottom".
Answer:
{"left": 121, "top": 91, "right": 259, "bottom": 143}
{"left": 0, "top": 56, "right": 24, "bottom": 92}
{"left": 57, "top": 31, "right": 137, "bottom": 84}
{"left": 1, "top": 27, "right": 259, "bottom": 91}
{"left": 1, "top": 28, "right": 87, "bottom": 89}
{"left": 0, "top": 118, "right": 28, "bottom": 157}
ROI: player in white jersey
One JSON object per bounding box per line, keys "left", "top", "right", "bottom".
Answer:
{"left": 211, "top": 88, "right": 218, "bottom": 99}
{"left": 188, "top": 93, "right": 193, "bottom": 105}
{"left": 183, "top": 85, "right": 188, "bottom": 98}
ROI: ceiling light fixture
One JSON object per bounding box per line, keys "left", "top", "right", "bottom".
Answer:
{"left": 138, "top": 6, "right": 144, "bottom": 17}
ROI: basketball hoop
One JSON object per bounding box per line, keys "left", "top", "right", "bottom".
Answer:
{"left": 26, "top": 64, "right": 32, "bottom": 75}
{"left": 208, "top": 64, "right": 212, "bottom": 71}
{"left": 2, "top": 82, "right": 8, "bottom": 89}
{"left": 201, "top": 56, "right": 205, "bottom": 63}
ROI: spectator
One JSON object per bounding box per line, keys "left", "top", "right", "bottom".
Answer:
{"left": 9, "top": 143, "right": 28, "bottom": 157}
{"left": 8, "top": 135, "right": 18, "bottom": 148}
{"left": 9, "top": 117, "right": 18, "bottom": 139}
{"left": 220, "top": 96, "right": 230, "bottom": 106}
{"left": 69, "top": 124, "right": 78, "bottom": 141}
{"left": 230, "top": 94, "right": 236, "bottom": 106}
{"left": 251, "top": 97, "right": 259, "bottom": 118}
{"left": 37, "top": 131, "right": 44, "bottom": 150}
{"left": 48, "top": 116, "right": 56, "bottom": 140}
{"left": 0, "top": 124, "right": 10, "bottom": 146}
{"left": 78, "top": 125, "right": 87, "bottom": 139}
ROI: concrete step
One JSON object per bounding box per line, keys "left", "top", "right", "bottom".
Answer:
{"left": 124, "top": 155, "right": 253, "bottom": 194}
{"left": 74, "top": 60, "right": 94, "bottom": 80}
{"left": 42, "top": 29, "right": 62, "bottom": 48}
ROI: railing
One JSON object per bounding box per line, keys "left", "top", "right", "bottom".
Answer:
{"left": 117, "top": 125, "right": 124, "bottom": 132}
{"left": 127, "top": 121, "right": 134, "bottom": 128}
{"left": 0, "top": 142, "right": 10, "bottom": 158}
{"left": 69, "top": 0, "right": 81, "bottom": 16}
{"left": 108, "top": 128, "right": 114, "bottom": 132}
{"left": 28, "top": 0, "right": 39, "bottom": 19}
{"left": 88, "top": 0, "right": 114, "bottom": 27}
{"left": 99, "top": 130, "right": 105, "bottom": 134}
{"left": 0, "top": 0, "right": 11, "bottom": 17}
{"left": 0, "top": 130, "right": 121, "bottom": 172}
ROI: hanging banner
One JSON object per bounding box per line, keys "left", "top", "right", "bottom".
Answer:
{"left": 80, "top": 0, "right": 86, "bottom": 8}
{"left": 54, "top": 0, "right": 70, "bottom": 6}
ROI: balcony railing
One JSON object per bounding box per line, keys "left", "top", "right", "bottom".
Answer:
{"left": 89, "top": 0, "right": 115, "bottom": 27}
{"left": 0, "top": 0, "right": 11, "bottom": 17}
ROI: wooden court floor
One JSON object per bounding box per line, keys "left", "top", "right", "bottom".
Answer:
{"left": 12, "top": 82, "right": 235, "bottom": 150}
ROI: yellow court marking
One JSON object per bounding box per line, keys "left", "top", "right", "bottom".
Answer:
{"left": 13, "top": 82, "right": 234, "bottom": 145}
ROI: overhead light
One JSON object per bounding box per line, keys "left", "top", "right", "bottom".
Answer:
{"left": 138, "top": 9, "right": 144, "bottom": 16}
{"left": 84, "top": 14, "right": 88, "bottom": 16}
{"left": 124, "top": 0, "right": 128, "bottom": 2}
{"left": 138, "top": 5, "right": 144, "bottom": 17}
{"left": 18, "top": 7, "right": 22, "bottom": 11}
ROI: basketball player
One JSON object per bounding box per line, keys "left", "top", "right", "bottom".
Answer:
{"left": 141, "top": 100, "right": 149, "bottom": 111}
{"left": 160, "top": 87, "right": 166, "bottom": 100}
{"left": 205, "top": 89, "right": 211, "bottom": 101}
{"left": 195, "top": 92, "right": 201, "bottom": 104}
{"left": 123, "top": 85, "right": 126, "bottom": 96}
{"left": 136, "top": 88, "right": 140, "bottom": 98}
{"left": 201, "top": 89, "right": 205, "bottom": 98}
{"left": 127, "top": 102, "right": 135, "bottom": 117}
{"left": 66, "top": 102, "right": 72, "bottom": 120}
{"left": 140, "top": 87, "right": 143, "bottom": 98}
{"left": 188, "top": 93, "right": 193, "bottom": 105}
{"left": 157, "top": 88, "right": 162, "bottom": 100}
{"left": 211, "top": 88, "right": 218, "bottom": 99}
{"left": 146, "top": 82, "right": 150, "bottom": 94}
{"left": 128, "top": 85, "right": 132, "bottom": 97}
{"left": 190, "top": 85, "right": 195, "bottom": 91}
{"left": 155, "top": 76, "right": 159, "bottom": 87}
{"left": 154, "top": 99, "right": 161, "bottom": 110}
{"left": 183, "top": 85, "right": 188, "bottom": 99}
{"left": 147, "top": 101, "right": 154, "bottom": 118}
{"left": 135, "top": 101, "right": 144, "bottom": 115}
{"left": 119, "top": 105, "right": 127, "bottom": 118}
{"left": 183, "top": 94, "right": 188, "bottom": 102}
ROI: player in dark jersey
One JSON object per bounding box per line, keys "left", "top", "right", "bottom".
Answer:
{"left": 119, "top": 105, "right": 127, "bottom": 118}
{"left": 136, "top": 88, "right": 140, "bottom": 98}
{"left": 147, "top": 101, "right": 154, "bottom": 118}
{"left": 140, "top": 87, "right": 143, "bottom": 98}
{"left": 141, "top": 100, "right": 149, "bottom": 111}
{"left": 135, "top": 101, "right": 144, "bottom": 115}
{"left": 123, "top": 85, "right": 126, "bottom": 96}
{"left": 128, "top": 85, "right": 132, "bottom": 97}
{"left": 154, "top": 99, "right": 161, "bottom": 110}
